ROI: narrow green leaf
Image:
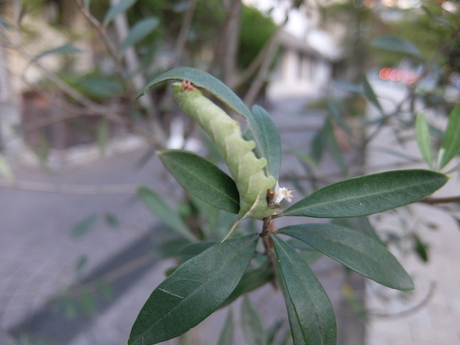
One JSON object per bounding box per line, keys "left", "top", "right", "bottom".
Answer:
{"left": 277, "top": 223, "right": 414, "bottom": 290}
{"left": 371, "top": 36, "right": 422, "bottom": 58}
{"left": 103, "top": 0, "right": 137, "bottom": 25}
{"left": 32, "top": 44, "right": 82, "bottom": 63}
{"left": 104, "top": 212, "right": 120, "bottom": 229}
{"left": 311, "top": 130, "right": 324, "bottom": 164}
{"left": 413, "top": 234, "right": 429, "bottom": 262}
{"left": 158, "top": 149, "right": 240, "bottom": 214}
{"left": 217, "top": 310, "right": 234, "bottom": 345}
{"left": 416, "top": 112, "right": 432, "bottom": 167}
{"left": 362, "top": 76, "right": 382, "bottom": 112}
{"left": 97, "top": 117, "right": 109, "bottom": 155}
{"left": 120, "top": 17, "right": 159, "bottom": 52}
{"left": 128, "top": 234, "right": 259, "bottom": 345}
{"left": 241, "top": 295, "right": 267, "bottom": 345}
{"left": 324, "top": 117, "right": 347, "bottom": 174}
{"left": 282, "top": 169, "right": 448, "bottom": 218}
{"left": 244, "top": 105, "right": 282, "bottom": 180}
{"left": 137, "top": 68, "right": 267, "bottom": 163}
{"left": 221, "top": 266, "right": 273, "bottom": 308}
{"left": 272, "top": 235, "right": 336, "bottom": 345}
{"left": 439, "top": 104, "right": 460, "bottom": 169}
{"left": 84, "top": 0, "right": 91, "bottom": 7}
{"left": 137, "top": 186, "right": 196, "bottom": 241}
{"left": 0, "top": 153, "right": 15, "bottom": 181}
{"left": 71, "top": 214, "right": 98, "bottom": 238}
{"left": 75, "top": 255, "right": 88, "bottom": 276}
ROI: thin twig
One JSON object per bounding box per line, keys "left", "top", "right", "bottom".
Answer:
{"left": 74, "top": 0, "right": 136, "bottom": 101}
{"left": 260, "top": 215, "right": 279, "bottom": 289}
{"left": 420, "top": 195, "right": 460, "bottom": 205}
{"left": 173, "top": 0, "right": 197, "bottom": 68}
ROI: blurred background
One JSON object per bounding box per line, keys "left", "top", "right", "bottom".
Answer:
{"left": 1, "top": 0, "right": 459, "bottom": 344}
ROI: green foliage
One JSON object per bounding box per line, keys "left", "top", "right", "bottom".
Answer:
{"left": 272, "top": 235, "right": 337, "bottom": 345}
{"left": 416, "top": 112, "right": 433, "bottom": 168}
{"left": 158, "top": 150, "right": 240, "bottom": 214}
{"left": 277, "top": 223, "right": 413, "bottom": 290}
{"left": 439, "top": 104, "right": 460, "bottom": 169}
{"left": 238, "top": 5, "right": 277, "bottom": 69}
{"left": 281, "top": 170, "right": 448, "bottom": 218}
{"left": 130, "top": 68, "right": 451, "bottom": 345}
{"left": 128, "top": 234, "right": 258, "bottom": 345}
{"left": 137, "top": 186, "right": 197, "bottom": 241}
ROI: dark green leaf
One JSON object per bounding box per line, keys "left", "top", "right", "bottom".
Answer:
{"left": 371, "top": 36, "right": 422, "bottom": 58}
{"left": 282, "top": 169, "right": 448, "bottom": 218}
{"left": 324, "top": 117, "right": 347, "bottom": 174}
{"left": 311, "top": 130, "right": 324, "bottom": 164}
{"left": 79, "top": 76, "right": 123, "bottom": 98}
{"left": 277, "top": 223, "right": 414, "bottom": 290}
{"left": 158, "top": 149, "right": 240, "bottom": 214}
{"left": 440, "top": 104, "right": 460, "bottom": 169}
{"left": 217, "top": 310, "right": 234, "bottom": 345}
{"left": 104, "top": 212, "right": 120, "bottom": 229}
{"left": 272, "top": 235, "right": 336, "bottom": 345}
{"left": 244, "top": 105, "right": 282, "bottom": 180}
{"left": 362, "top": 76, "right": 382, "bottom": 112}
{"left": 120, "top": 17, "right": 159, "bottom": 52}
{"left": 32, "top": 44, "right": 82, "bottom": 63}
{"left": 137, "top": 186, "right": 196, "bottom": 241}
{"left": 75, "top": 255, "right": 88, "bottom": 276}
{"left": 137, "top": 68, "right": 266, "bottom": 163}
{"left": 221, "top": 266, "right": 273, "bottom": 308}
{"left": 327, "top": 99, "right": 352, "bottom": 136}
{"left": 179, "top": 241, "right": 216, "bottom": 263}
{"left": 413, "top": 234, "right": 429, "bottom": 262}
{"left": 128, "top": 234, "right": 259, "bottom": 345}
{"left": 242, "top": 295, "right": 267, "bottom": 345}
{"left": 416, "top": 112, "right": 432, "bottom": 167}
{"left": 71, "top": 214, "right": 98, "bottom": 238}
{"left": 103, "top": 0, "right": 137, "bottom": 25}
{"left": 349, "top": 217, "right": 381, "bottom": 243}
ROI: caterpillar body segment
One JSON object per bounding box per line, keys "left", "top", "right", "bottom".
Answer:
{"left": 172, "top": 81, "right": 276, "bottom": 220}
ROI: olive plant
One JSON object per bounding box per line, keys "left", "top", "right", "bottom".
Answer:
{"left": 128, "top": 67, "right": 453, "bottom": 345}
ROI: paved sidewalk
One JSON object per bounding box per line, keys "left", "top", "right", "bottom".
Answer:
{"left": 364, "top": 80, "right": 460, "bottom": 345}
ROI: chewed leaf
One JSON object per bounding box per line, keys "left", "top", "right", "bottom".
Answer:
{"left": 170, "top": 81, "right": 275, "bottom": 219}
{"left": 137, "top": 68, "right": 270, "bottom": 171}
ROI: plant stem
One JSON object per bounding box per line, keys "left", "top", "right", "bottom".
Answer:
{"left": 260, "top": 215, "right": 279, "bottom": 289}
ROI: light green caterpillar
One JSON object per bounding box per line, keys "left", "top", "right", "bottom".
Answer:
{"left": 172, "top": 80, "right": 276, "bottom": 220}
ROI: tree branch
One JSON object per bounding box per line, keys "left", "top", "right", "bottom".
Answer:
{"left": 420, "top": 195, "right": 460, "bottom": 205}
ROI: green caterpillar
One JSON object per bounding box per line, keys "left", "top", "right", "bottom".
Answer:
{"left": 172, "top": 80, "right": 276, "bottom": 220}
